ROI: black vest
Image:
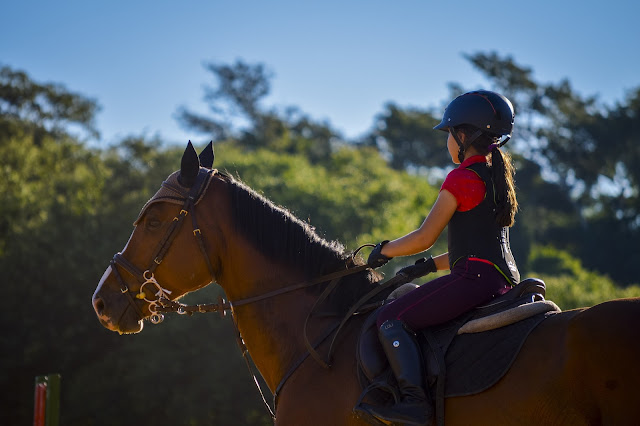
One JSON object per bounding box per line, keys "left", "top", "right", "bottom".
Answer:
{"left": 447, "top": 162, "right": 520, "bottom": 284}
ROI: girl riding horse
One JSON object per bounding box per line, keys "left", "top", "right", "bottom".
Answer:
{"left": 357, "top": 90, "right": 520, "bottom": 426}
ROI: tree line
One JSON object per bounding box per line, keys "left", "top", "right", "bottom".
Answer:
{"left": 1, "top": 54, "right": 639, "bottom": 425}
{"left": 176, "top": 53, "right": 640, "bottom": 286}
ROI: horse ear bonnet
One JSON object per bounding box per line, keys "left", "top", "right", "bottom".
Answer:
{"left": 133, "top": 142, "right": 214, "bottom": 226}
{"left": 179, "top": 141, "right": 200, "bottom": 187}
{"left": 133, "top": 169, "right": 214, "bottom": 225}
{"left": 198, "top": 141, "right": 215, "bottom": 169}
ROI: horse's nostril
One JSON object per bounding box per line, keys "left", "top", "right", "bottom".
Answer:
{"left": 93, "top": 297, "right": 105, "bottom": 315}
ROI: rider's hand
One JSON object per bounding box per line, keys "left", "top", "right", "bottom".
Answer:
{"left": 368, "top": 241, "right": 391, "bottom": 268}
{"left": 396, "top": 256, "right": 437, "bottom": 281}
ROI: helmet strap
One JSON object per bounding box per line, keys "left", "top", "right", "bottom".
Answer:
{"left": 452, "top": 128, "right": 483, "bottom": 163}
{"left": 498, "top": 135, "right": 511, "bottom": 148}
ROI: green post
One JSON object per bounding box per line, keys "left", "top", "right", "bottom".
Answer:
{"left": 34, "top": 374, "right": 61, "bottom": 426}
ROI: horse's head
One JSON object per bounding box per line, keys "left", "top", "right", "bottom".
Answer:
{"left": 92, "top": 142, "right": 219, "bottom": 334}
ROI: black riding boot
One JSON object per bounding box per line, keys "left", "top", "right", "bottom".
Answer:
{"left": 357, "top": 320, "right": 433, "bottom": 426}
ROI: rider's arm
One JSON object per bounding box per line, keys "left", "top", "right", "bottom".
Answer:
{"left": 381, "top": 189, "right": 457, "bottom": 258}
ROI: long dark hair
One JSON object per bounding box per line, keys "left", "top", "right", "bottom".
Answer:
{"left": 456, "top": 125, "right": 518, "bottom": 227}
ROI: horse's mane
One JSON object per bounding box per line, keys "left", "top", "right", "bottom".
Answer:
{"left": 223, "top": 174, "right": 382, "bottom": 312}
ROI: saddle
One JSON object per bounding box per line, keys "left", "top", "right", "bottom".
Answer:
{"left": 355, "top": 278, "right": 561, "bottom": 426}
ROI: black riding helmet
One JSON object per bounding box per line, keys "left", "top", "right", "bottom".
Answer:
{"left": 434, "top": 90, "right": 515, "bottom": 162}
{"left": 434, "top": 90, "right": 515, "bottom": 137}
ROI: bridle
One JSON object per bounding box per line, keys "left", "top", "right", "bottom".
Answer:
{"left": 109, "top": 167, "right": 216, "bottom": 324}
{"left": 109, "top": 167, "right": 375, "bottom": 325}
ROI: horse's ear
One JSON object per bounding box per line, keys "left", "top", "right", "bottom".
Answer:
{"left": 179, "top": 141, "right": 200, "bottom": 187}
{"left": 198, "top": 141, "right": 214, "bottom": 169}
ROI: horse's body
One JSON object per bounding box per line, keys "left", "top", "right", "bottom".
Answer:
{"left": 92, "top": 143, "right": 640, "bottom": 425}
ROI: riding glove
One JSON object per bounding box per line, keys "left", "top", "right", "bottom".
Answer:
{"left": 368, "top": 241, "right": 391, "bottom": 267}
{"left": 397, "top": 257, "right": 437, "bottom": 281}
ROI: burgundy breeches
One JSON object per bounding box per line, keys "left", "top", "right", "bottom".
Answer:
{"left": 376, "top": 257, "right": 512, "bottom": 330}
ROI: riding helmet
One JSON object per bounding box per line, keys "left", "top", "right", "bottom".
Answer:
{"left": 434, "top": 90, "right": 515, "bottom": 137}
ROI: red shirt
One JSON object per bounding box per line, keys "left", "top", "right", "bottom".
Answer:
{"left": 440, "top": 155, "right": 487, "bottom": 212}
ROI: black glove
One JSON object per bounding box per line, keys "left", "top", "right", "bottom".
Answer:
{"left": 368, "top": 241, "right": 391, "bottom": 267}
{"left": 397, "top": 256, "right": 437, "bottom": 281}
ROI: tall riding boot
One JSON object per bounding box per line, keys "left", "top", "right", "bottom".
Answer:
{"left": 357, "top": 320, "right": 433, "bottom": 426}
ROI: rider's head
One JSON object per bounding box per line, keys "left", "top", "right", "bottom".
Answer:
{"left": 434, "top": 90, "right": 514, "bottom": 162}
{"left": 435, "top": 90, "right": 518, "bottom": 227}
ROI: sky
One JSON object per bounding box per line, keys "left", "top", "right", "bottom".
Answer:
{"left": 2, "top": 0, "right": 639, "bottom": 146}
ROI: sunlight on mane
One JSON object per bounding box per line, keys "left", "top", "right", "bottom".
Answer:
{"left": 225, "top": 175, "right": 348, "bottom": 276}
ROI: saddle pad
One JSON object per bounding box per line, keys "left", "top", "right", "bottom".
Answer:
{"left": 433, "top": 310, "right": 555, "bottom": 397}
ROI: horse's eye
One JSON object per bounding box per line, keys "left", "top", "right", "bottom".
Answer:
{"left": 147, "top": 219, "right": 162, "bottom": 230}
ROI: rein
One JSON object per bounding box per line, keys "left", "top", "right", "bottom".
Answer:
{"left": 155, "top": 262, "right": 372, "bottom": 315}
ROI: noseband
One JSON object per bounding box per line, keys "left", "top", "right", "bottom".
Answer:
{"left": 109, "top": 168, "right": 216, "bottom": 324}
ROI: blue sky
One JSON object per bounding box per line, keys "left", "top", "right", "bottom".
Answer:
{"left": 2, "top": 0, "right": 639, "bottom": 145}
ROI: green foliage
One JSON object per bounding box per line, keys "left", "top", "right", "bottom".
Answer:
{"left": 177, "top": 60, "right": 339, "bottom": 163}
{"left": 0, "top": 132, "right": 274, "bottom": 425}
{"left": 0, "top": 130, "right": 111, "bottom": 425}
{"left": 215, "top": 142, "right": 441, "bottom": 252}
{"left": 528, "top": 245, "right": 640, "bottom": 310}
{"left": 0, "top": 128, "right": 441, "bottom": 425}
{"left": 365, "top": 102, "right": 448, "bottom": 171}
{"left": 457, "top": 51, "right": 640, "bottom": 285}
{"left": 0, "top": 130, "right": 108, "bottom": 274}
{"left": 0, "top": 64, "right": 100, "bottom": 140}
{"left": 176, "top": 60, "right": 272, "bottom": 141}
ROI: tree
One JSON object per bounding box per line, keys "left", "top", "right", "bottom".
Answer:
{"left": 0, "top": 65, "right": 100, "bottom": 142}
{"left": 465, "top": 51, "right": 640, "bottom": 284}
{"left": 465, "top": 52, "right": 640, "bottom": 216}
{"left": 365, "top": 102, "right": 448, "bottom": 171}
{"left": 176, "top": 60, "right": 338, "bottom": 163}
{"left": 176, "top": 60, "right": 272, "bottom": 141}
{"left": 528, "top": 245, "right": 640, "bottom": 310}
{"left": 0, "top": 130, "right": 111, "bottom": 425}
{"left": 214, "top": 142, "right": 442, "bottom": 255}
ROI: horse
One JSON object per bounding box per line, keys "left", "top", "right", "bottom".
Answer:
{"left": 92, "top": 142, "right": 640, "bottom": 425}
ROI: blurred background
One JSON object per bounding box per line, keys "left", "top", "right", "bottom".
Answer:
{"left": 2, "top": 1, "right": 640, "bottom": 424}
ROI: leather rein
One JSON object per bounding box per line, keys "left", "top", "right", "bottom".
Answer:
{"left": 107, "top": 168, "right": 401, "bottom": 420}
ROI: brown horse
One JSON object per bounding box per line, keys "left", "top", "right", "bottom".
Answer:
{"left": 92, "top": 142, "right": 640, "bottom": 425}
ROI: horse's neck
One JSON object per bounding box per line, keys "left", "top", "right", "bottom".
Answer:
{"left": 204, "top": 178, "right": 344, "bottom": 392}
{"left": 217, "top": 237, "right": 324, "bottom": 392}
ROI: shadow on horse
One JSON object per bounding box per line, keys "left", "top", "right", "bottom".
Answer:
{"left": 92, "top": 142, "right": 640, "bottom": 425}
